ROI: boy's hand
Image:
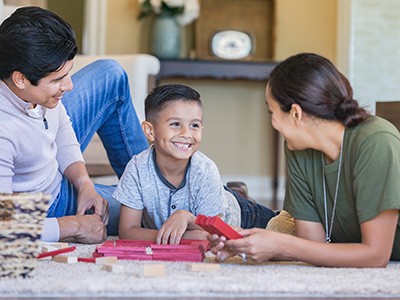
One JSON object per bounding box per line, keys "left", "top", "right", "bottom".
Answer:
{"left": 156, "top": 210, "right": 194, "bottom": 244}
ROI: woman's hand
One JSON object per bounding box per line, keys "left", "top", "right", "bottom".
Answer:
{"left": 210, "top": 228, "right": 280, "bottom": 263}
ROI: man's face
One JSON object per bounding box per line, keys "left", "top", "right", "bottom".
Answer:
{"left": 20, "top": 60, "right": 74, "bottom": 109}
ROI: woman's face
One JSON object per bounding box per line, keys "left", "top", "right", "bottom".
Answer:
{"left": 265, "top": 85, "right": 304, "bottom": 151}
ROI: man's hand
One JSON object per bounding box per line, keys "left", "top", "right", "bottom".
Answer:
{"left": 64, "top": 163, "right": 109, "bottom": 225}
{"left": 75, "top": 181, "right": 109, "bottom": 226}
{"left": 58, "top": 214, "right": 107, "bottom": 244}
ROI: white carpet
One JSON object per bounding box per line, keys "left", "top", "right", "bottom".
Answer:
{"left": 1, "top": 242, "right": 400, "bottom": 298}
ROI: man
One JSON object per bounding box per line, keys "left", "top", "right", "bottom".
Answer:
{"left": 0, "top": 7, "right": 148, "bottom": 243}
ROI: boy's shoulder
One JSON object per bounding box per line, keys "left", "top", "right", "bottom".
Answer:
{"left": 191, "top": 150, "right": 218, "bottom": 170}
{"left": 192, "top": 150, "right": 212, "bottom": 161}
{"left": 127, "top": 146, "right": 153, "bottom": 167}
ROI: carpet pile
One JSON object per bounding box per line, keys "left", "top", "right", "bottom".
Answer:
{"left": 0, "top": 242, "right": 399, "bottom": 298}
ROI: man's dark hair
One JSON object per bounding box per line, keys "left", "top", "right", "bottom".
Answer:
{"left": 145, "top": 84, "right": 202, "bottom": 121}
{"left": 0, "top": 6, "right": 77, "bottom": 85}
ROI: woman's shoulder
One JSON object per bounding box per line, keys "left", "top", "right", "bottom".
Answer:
{"left": 346, "top": 116, "right": 400, "bottom": 157}
{"left": 349, "top": 115, "right": 400, "bottom": 141}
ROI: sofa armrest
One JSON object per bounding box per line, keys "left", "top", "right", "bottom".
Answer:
{"left": 72, "top": 54, "right": 160, "bottom": 122}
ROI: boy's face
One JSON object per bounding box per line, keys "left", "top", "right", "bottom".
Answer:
{"left": 148, "top": 100, "right": 203, "bottom": 164}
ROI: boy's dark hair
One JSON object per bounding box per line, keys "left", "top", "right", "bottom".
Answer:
{"left": 145, "top": 84, "right": 202, "bottom": 121}
{"left": 0, "top": 6, "right": 77, "bottom": 85}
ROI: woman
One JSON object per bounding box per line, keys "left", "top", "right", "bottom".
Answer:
{"left": 209, "top": 53, "right": 400, "bottom": 267}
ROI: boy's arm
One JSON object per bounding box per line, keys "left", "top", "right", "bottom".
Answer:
{"left": 118, "top": 204, "right": 158, "bottom": 241}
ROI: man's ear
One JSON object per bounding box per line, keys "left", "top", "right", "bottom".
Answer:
{"left": 290, "top": 103, "right": 303, "bottom": 126}
{"left": 11, "top": 71, "right": 28, "bottom": 89}
{"left": 141, "top": 121, "right": 155, "bottom": 141}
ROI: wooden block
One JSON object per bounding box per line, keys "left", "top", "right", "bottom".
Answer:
{"left": 101, "top": 264, "right": 124, "bottom": 273}
{"left": 41, "top": 242, "right": 69, "bottom": 249}
{"left": 195, "top": 215, "right": 243, "bottom": 240}
{"left": 49, "top": 242, "right": 70, "bottom": 249}
{"left": 189, "top": 263, "right": 220, "bottom": 272}
{"left": 53, "top": 255, "right": 78, "bottom": 264}
{"left": 39, "top": 256, "right": 52, "bottom": 260}
{"left": 142, "top": 264, "right": 166, "bottom": 277}
{"left": 42, "top": 245, "right": 58, "bottom": 253}
{"left": 95, "top": 256, "right": 118, "bottom": 265}
{"left": 78, "top": 257, "right": 96, "bottom": 263}
{"left": 40, "top": 245, "right": 57, "bottom": 259}
{"left": 38, "top": 245, "right": 76, "bottom": 259}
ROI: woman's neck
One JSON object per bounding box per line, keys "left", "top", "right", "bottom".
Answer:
{"left": 314, "top": 122, "right": 345, "bottom": 164}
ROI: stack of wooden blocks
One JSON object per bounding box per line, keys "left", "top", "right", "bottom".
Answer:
{"left": 95, "top": 239, "right": 210, "bottom": 262}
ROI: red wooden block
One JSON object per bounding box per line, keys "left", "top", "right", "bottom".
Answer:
{"left": 78, "top": 257, "right": 96, "bottom": 263}
{"left": 195, "top": 215, "right": 243, "bottom": 240}
{"left": 37, "top": 245, "right": 76, "bottom": 259}
{"left": 93, "top": 239, "right": 208, "bottom": 262}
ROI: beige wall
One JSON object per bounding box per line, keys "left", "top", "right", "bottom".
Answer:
{"left": 105, "top": 0, "right": 337, "bottom": 202}
{"left": 274, "top": 0, "right": 337, "bottom": 62}
{"left": 106, "top": 0, "right": 337, "bottom": 61}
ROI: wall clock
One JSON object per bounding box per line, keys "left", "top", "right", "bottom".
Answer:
{"left": 210, "top": 30, "right": 254, "bottom": 60}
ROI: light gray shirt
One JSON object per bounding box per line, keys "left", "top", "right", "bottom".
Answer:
{"left": 0, "top": 80, "right": 84, "bottom": 241}
{"left": 113, "top": 146, "right": 240, "bottom": 229}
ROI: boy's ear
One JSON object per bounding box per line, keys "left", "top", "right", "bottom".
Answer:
{"left": 141, "top": 121, "right": 155, "bottom": 141}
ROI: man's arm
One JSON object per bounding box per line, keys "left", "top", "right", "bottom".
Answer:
{"left": 57, "top": 214, "right": 106, "bottom": 243}
{"left": 63, "top": 161, "right": 109, "bottom": 224}
{"left": 56, "top": 161, "right": 108, "bottom": 243}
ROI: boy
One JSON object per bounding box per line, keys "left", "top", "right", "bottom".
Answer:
{"left": 113, "top": 84, "right": 276, "bottom": 244}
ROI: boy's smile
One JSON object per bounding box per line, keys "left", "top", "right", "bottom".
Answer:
{"left": 148, "top": 100, "right": 203, "bottom": 165}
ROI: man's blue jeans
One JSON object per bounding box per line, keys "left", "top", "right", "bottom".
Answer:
{"left": 47, "top": 59, "right": 148, "bottom": 235}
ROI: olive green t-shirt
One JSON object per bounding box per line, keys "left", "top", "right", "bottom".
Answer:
{"left": 284, "top": 116, "right": 400, "bottom": 260}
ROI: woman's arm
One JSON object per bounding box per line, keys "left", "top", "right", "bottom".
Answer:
{"left": 118, "top": 204, "right": 158, "bottom": 241}
{"left": 211, "top": 209, "right": 398, "bottom": 267}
